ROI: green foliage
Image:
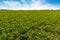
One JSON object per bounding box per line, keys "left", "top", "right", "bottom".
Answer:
{"left": 0, "top": 10, "right": 60, "bottom": 40}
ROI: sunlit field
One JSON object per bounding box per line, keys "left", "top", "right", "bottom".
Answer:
{"left": 0, "top": 10, "right": 60, "bottom": 40}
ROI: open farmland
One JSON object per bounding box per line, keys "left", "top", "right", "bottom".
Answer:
{"left": 0, "top": 10, "right": 60, "bottom": 40}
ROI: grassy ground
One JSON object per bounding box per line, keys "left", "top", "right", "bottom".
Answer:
{"left": 0, "top": 10, "right": 60, "bottom": 40}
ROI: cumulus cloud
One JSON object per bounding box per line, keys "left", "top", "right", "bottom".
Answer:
{"left": 0, "top": 0, "right": 60, "bottom": 10}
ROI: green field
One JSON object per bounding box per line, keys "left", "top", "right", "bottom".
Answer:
{"left": 0, "top": 10, "right": 60, "bottom": 40}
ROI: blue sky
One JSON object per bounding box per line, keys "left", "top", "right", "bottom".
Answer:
{"left": 0, "top": 0, "right": 60, "bottom": 10}
{"left": 47, "top": 0, "right": 60, "bottom": 5}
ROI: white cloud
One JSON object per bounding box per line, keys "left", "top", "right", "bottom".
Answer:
{"left": 0, "top": 0, "right": 60, "bottom": 10}
{"left": 3, "top": 1, "right": 20, "bottom": 6}
{"left": 31, "top": 0, "right": 45, "bottom": 4}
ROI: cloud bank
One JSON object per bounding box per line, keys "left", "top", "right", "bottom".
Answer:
{"left": 0, "top": 0, "right": 60, "bottom": 10}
